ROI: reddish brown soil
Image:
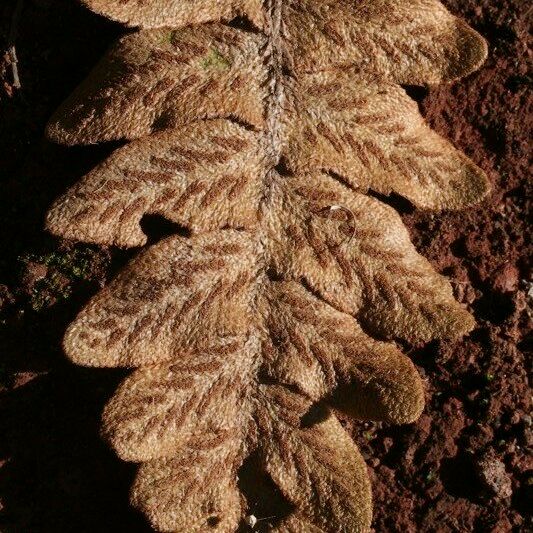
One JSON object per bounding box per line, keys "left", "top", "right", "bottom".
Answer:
{"left": 0, "top": 1, "right": 531, "bottom": 532}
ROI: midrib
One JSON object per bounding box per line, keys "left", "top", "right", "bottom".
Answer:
{"left": 248, "top": 0, "right": 287, "bottom": 377}
{"left": 264, "top": 0, "right": 285, "bottom": 167}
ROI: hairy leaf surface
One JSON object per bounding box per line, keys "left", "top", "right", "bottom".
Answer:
{"left": 46, "top": 1, "right": 488, "bottom": 531}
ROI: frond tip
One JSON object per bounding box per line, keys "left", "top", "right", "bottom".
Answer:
{"left": 81, "top": 0, "right": 266, "bottom": 30}
{"left": 45, "top": 1, "right": 488, "bottom": 531}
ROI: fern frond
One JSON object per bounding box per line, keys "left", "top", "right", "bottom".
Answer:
{"left": 46, "top": 1, "right": 488, "bottom": 531}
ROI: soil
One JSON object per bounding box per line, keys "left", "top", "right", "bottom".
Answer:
{"left": 0, "top": 1, "right": 531, "bottom": 532}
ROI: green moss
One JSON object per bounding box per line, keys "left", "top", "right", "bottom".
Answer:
{"left": 19, "top": 247, "right": 99, "bottom": 312}
{"left": 200, "top": 48, "right": 231, "bottom": 71}
{"left": 21, "top": 248, "right": 94, "bottom": 280}
{"left": 484, "top": 373, "right": 495, "bottom": 382}
{"left": 160, "top": 30, "right": 175, "bottom": 45}
{"left": 30, "top": 274, "right": 72, "bottom": 312}
{"left": 363, "top": 430, "right": 374, "bottom": 441}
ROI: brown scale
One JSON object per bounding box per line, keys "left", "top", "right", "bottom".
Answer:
{"left": 153, "top": 188, "right": 178, "bottom": 208}
{"left": 199, "top": 175, "right": 236, "bottom": 208}
{"left": 150, "top": 155, "right": 194, "bottom": 172}
{"left": 105, "top": 329, "right": 124, "bottom": 349}
{"left": 142, "top": 78, "right": 176, "bottom": 105}
{"left": 327, "top": 96, "right": 367, "bottom": 112}
{"left": 328, "top": 245, "right": 355, "bottom": 287}
{"left": 209, "top": 134, "right": 250, "bottom": 151}
{"left": 316, "top": 122, "right": 344, "bottom": 153}
{"left": 173, "top": 292, "right": 205, "bottom": 323}
{"left": 171, "top": 180, "right": 208, "bottom": 211}
{"left": 98, "top": 202, "right": 123, "bottom": 224}
{"left": 119, "top": 198, "right": 148, "bottom": 223}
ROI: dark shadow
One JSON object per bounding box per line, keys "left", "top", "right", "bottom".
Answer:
{"left": 365, "top": 189, "right": 416, "bottom": 216}
{"left": 228, "top": 15, "right": 261, "bottom": 33}
{"left": 473, "top": 289, "right": 515, "bottom": 325}
{"left": 237, "top": 452, "right": 295, "bottom": 532}
{"left": 0, "top": 256, "right": 151, "bottom": 531}
{"left": 440, "top": 452, "right": 481, "bottom": 502}
{"left": 140, "top": 215, "right": 191, "bottom": 246}
{"left": 402, "top": 85, "right": 429, "bottom": 105}
{"left": 0, "top": 2, "right": 152, "bottom": 530}
{"left": 300, "top": 400, "right": 330, "bottom": 428}
{"left": 0, "top": 368, "right": 151, "bottom": 532}
{"left": 0, "top": 0, "right": 123, "bottom": 288}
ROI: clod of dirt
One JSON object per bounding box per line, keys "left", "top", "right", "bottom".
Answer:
{"left": 492, "top": 263, "right": 520, "bottom": 293}
{"left": 21, "top": 261, "right": 48, "bottom": 292}
{"left": 475, "top": 450, "right": 513, "bottom": 499}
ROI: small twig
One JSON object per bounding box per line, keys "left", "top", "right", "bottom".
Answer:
{"left": 324, "top": 204, "right": 357, "bottom": 246}
{"left": 7, "top": 0, "right": 24, "bottom": 90}
{"left": 7, "top": 45, "right": 20, "bottom": 89}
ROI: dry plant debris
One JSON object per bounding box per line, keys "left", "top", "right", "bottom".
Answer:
{"left": 44, "top": 1, "right": 489, "bottom": 531}
{"left": 4, "top": 0, "right": 24, "bottom": 93}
